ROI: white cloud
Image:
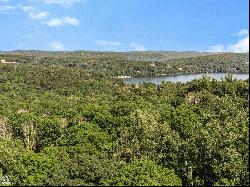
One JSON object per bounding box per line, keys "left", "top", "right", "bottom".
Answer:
{"left": 233, "top": 29, "right": 249, "bottom": 37}
{"left": 46, "top": 16, "right": 79, "bottom": 26}
{"left": 0, "top": 5, "right": 48, "bottom": 19}
{"left": 129, "top": 42, "right": 146, "bottom": 51}
{"left": 64, "top": 16, "right": 79, "bottom": 25}
{"left": 0, "top": 5, "right": 16, "bottom": 13}
{"left": 30, "top": 11, "right": 48, "bottom": 20}
{"left": 0, "top": 3, "right": 80, "bottom": 27}
{"left": 20, "top": 6, "right": 34, "bottom": 12}
{"left": 208, "top": 29, "right": 249, "bottom": 53}
{"left": 46, "top": 18, "right": 61, "bottom": 26}
{"left": 21, "top": 6, "right": 48, "bottom": 20}
{"left": 44, "top": 0, "right": 82, "bottom": 7}
{"left": 94, "top": 40, "right": 121, "bottom": 46}
{"left": 228, "top": 36, "right": 249, "bottom": 53}
{"left": 208, "top": 36, "right": 249, "bottom": 53}
{"left": 208, "top": 44, "right": 225, "bottom": 53}
{"left": 50, "top": 42, "right": 64, "bottom": 50}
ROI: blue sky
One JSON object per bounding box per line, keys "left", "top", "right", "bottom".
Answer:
{"left": 0, "top": 0, "right": 249, "bottom": 52}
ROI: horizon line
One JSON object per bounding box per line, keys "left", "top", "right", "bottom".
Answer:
{"left": 0, "top": 50, "right": 248, "bottom": 54}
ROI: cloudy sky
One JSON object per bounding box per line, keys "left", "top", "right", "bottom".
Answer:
{"left": 0, "top": 0, "right": 249, "bottom": 52}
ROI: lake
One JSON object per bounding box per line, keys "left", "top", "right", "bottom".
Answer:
{"left": 124, "top": 73, "right": 249, "bottom": 85}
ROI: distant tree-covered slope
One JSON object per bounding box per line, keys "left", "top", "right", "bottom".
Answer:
{"left": 0, "top": 51, "right": 248, "bottom": 78}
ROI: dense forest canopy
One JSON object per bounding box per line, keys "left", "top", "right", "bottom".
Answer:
{"left": 0, "top": 51, "right": 249, "bottom": 186}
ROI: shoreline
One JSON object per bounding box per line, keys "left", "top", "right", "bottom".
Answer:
{"left": 121, "top": 71, "right": 249, "bottom": 79}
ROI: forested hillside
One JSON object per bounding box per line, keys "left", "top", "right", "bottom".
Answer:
{"left": 0, "top": 59, "right": 249, "bottom": 186}
{"left": 0, "top": 51, "right": 248, "bottom": 78}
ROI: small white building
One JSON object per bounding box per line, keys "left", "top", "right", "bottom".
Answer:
{"left": 150, "top": 62, "right": 156, "bottom": 67}
{"left": 1, "top": 59, "right": 18, "bottom": 64}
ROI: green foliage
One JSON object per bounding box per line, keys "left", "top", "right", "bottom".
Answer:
{"left": 102, "top": 160, "right": 182, "bottom": 186}
{"left": 0, "top": 52, "right": 249, "bottom": 186}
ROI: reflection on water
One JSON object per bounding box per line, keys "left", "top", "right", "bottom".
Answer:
{"left": 124, "top": 73, "right": 249, "bottom": 85}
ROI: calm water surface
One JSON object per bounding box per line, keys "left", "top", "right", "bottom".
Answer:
{"left": 124, "top": 73, "right": 249, "bottom": 85}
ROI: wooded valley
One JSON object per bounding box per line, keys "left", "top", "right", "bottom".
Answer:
{"left": 0, "top": 51, "right": 249, "bottom": 186}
